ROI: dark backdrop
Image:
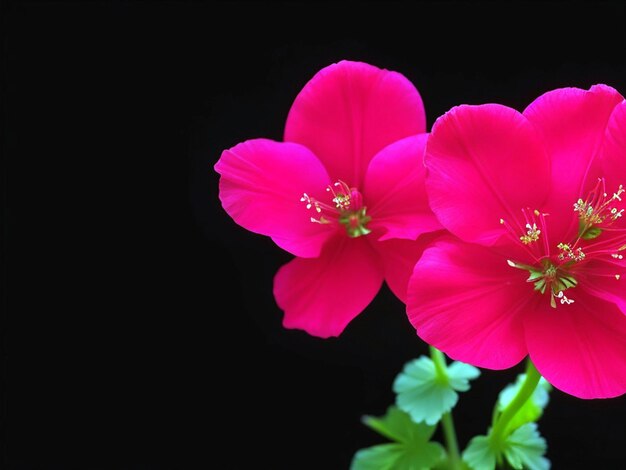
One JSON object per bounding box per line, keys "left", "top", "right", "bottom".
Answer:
{"left": 4, "top": 1, "right": 626, "bottom": 469}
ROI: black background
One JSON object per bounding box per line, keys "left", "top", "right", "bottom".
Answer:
{"left": 4, "top": 1, "right": 626, "bottom": 468}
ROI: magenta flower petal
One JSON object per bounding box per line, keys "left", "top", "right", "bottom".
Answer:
{"left": 595, "top": 100, "right": 626, "bottom": 192}
{"left": 425, "top": 104, "right": 550, "bottom": 246}
{"left": 407, "top": 237, "right": 529, "bottom": 369}
{"left": 411, "top": 84, "right": 626, "bottom": 398}
{"left": 365, "top": 134, "right": 443, "bottom": 242}
{"left": 215, "top": 138, "right": 333, "bottom": 258}
{"left": 376, "top": 232, "right": 444, "bottom": 303}
{"left": 564, "top": 101, "right": 626, "bottom": 314}
{"left": 274, "top": 237, "right": 383, "bottom": 338}
{"left": 284, "top": 60, "right": 426, "bottom": 187}
{"left": 524, "top": 85, "right": 624, "bottom": 214}
{"left": 525, "top": 292, "right": 626, "bottom": 398}
{"left": 578, "top": 259, "right": 626, "bottom": 314}
{"left": 218, "top": 62, "right": 441, "bottom": 337}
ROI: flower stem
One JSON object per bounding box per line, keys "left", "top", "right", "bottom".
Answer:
{"left": 441, "top": 412, "right": 462, "bottom": 470}
{"left": 430, "top": 346, "right": 448, "bottom": 382}
{"left": 429, "top": 347, "right": 462, "bottom": 470}
{"left": 490, "top": 359, "right": 541, "bottom": 444}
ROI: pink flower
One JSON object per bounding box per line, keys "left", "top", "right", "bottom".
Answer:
{"left": 215, "top": 61, "right": 442, "bottom": 338}
{"left": 407, "top": 85, "right": 626, "bottom": 398}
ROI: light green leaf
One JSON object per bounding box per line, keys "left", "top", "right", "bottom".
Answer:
{"left": 498, "top": 375, "right": 552, "bottom": 432}
{"left": 352, "top": 443, "right": 446, "bottom": 470}
{"left": 363, "top": 406, "right": 437, "bottom": 444}
{"left": 448, "top": 361, "right": 482, "bottom": 391}
{"left": 433, "top": 457, "right": 473, "bottom": 470}
{"left": 351, "top": 444, "right": 405, "bottom": 470}
{"left": 351, "top": 406, "right": 446, "bottom": 470}
{"left": 393, "top": 356, "right": 480, "bottom": 425}
{"left": 503, "top": 424, "right": 550, "bottom": 470}
{"left": 462, "top": 435, "right": 496, "bottom": 470}
{"left": 462, "top": 424, "right": 550, "bottom": 470}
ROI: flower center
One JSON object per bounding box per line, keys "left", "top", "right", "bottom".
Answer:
{"left": 574, "top": 179, "right": 624, "bottom": 239}
{"left": 300, "top": 180, "right": 372, "bottom": 238}
{"left": 502, "top": 178, "right": 626, "bottom": 308}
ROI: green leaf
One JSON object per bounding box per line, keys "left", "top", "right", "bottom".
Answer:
{"left": 462, "top": 435, "right": 495, "bottom": 470}
{"left": 352, "top": 406, "right": 445, "bottom": 470}
{"left": 503, "top": 424, "right": 550, "bottom": 470}
{"left": 352, "top": 443, "right": 446, "bottom": 470}
{"left": 498, "top": 375, "right": 552, "bottom": 432}
{"left": 393, "top": 356, "right": 480, "bottom": 425}
{"left": 363, "top": 406, "right": 437, "bottom": 443}
{"left": 433, "top": 457, "right": 473, "bottom": 470}
{"left": 462, "top": 424, "right": 550, "bottom": 470}
{"left": 351, "top": 444, "right": 405, "bottom": 470}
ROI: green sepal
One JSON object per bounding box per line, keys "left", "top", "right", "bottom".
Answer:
{"left": 526, "top": 269, "right": 544, "bottom": 282}
{"left": 533, "top": 278, "right": 547, "bottom": 293}
{"left": 393, "top": 356, "right": 480, "bottom": 425}
{"left": 553, "top": 275, "right": 577, "bottom": 293}
{"left": 579, "top": 219, "right": 602, "bottom": 240}
{"left": 351, "top": 406, "right": 445, "bottom": 470}
{"left": 340, "top": 207, "right": 372, "bottom": 238}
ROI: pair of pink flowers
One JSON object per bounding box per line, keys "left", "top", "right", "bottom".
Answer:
{"left": 215, "top": 61, "right": 626, "bottom": 399}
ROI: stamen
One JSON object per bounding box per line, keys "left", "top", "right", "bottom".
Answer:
{"left": 611, "top": 208, "right": 624, "bottom": 220}
{"left": 310, "top": 216, "right": 330, "bottom": 224}
{"left": 575, "top": 179, "right": 624, "bottom": 234}
{"left": 504, "top": 178, "right": 625, "bottom": 311}
{"left": 300, "top": 193, "right": 324, "bottom": 213}
{"left": 301, "top": 181, "right": 371, "bottom": 237}
{"left": 557, "top": 243, "right": 585, "bottom": 262}
{"left": 520, "top": 223, "right": 541, "bottom": 245}
{"left": 556, "top": 291, "right": 574, "bottom": 305}
{"left": 326, "top": 180, "right": 352, "bottom": 210}
{"left": 500, "top": 215, "right": 541, "bottom": 263}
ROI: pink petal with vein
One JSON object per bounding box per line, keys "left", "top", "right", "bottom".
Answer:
{"left": 407, "top": 236, "right": 530, "bottom": 369}
{"left": 376, "top": 231, "right": 444, "bottom": 303}
{"left": 215, "top": 138, "right": 334, "bottom": 258}
{"left": 525, "top": 291, "right": 626, "bottom": 398}
{"left": 274, "top": 237, "right": 383, "bottom": 338}
{"left": 425, "top": 104, "right": 550, "bottom": 246}
{"left": 365, "top": 134, "right": 442, "bottom": 241}
{"left": 285, "top": 60, "right": 426, "bottom": 186}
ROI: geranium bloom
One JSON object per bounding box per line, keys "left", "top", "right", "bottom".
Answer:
{"left": 215, "top": 61, "right": 441, "bottom": 337}
{"left": 407, "top": 85, "right": 626, "bottom": 398}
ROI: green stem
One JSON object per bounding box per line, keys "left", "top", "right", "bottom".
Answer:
{"left": 441, "top": 412, "right": 462, "bottom": 470}
{"left": 429, "top": 347, "right": 462, "bottom": 470}
{"left": 490, "top": 360, "right": 541, "bottom": 444}
{"left": 430, "top": 346, "right": 448, "bottom": 382}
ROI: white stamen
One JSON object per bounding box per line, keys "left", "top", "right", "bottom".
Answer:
{"left": 556, "top": 291, "right": 574, "bottom": 305}
{"left": 520, "top": 222, "right": 541, "bottom": 244}
{"left": 557, "top": 243, "right": 585, "bottom": 262}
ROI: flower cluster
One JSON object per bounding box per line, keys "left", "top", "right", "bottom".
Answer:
{"left": 215, "top": 60, "right": 626, "bottom": 469}
{"left": 215, "top": 60, "right": 626, "bottom": 402}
